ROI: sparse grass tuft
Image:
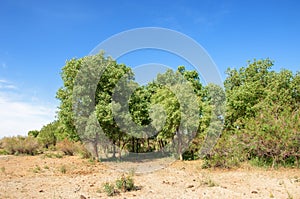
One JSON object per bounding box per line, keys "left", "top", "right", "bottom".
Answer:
{"left": 32, "top": 165, "right": 41, "bottom": 173}
{"left": 200, "top": 174, "right": 218, "bottom": 187}
{"left": 60, "top": 165, "right": 67, "bottom": 174}
{"left": 1, "top": 166, "right": 5, "bottom": 173}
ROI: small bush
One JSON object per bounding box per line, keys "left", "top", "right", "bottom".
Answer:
{"left": 102, "top": 174, "right": 137, "bottom": 196}
{"left": 0, "top": 149, "right": 8, "bottom": 155}
{"left": 56, "top": 139, "right": 92, "bottom": 158}
{"left": 103, "top": 182, "right": 115, "bottom": 196}
{"left": 56, "top": 139, "right": 78, "bottom": 156}
{"left": 115, "top": 174, "right": 135, "bottom": 192}
{"left": 32, "top": 165, "right": 41, "bottom": 173}
{"left": 60, "top": 165, "right": 67, "bottom": 174}
{"left": 1, "top": 136, "right": 40, "bottom": 155}
{"left": 1, "top": 166, "right": 5, "bottom": 173}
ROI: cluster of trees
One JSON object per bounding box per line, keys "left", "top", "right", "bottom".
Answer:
{"left": 32, "top": 53, "right": 299, "bottom": 167}
{"left": 55, "top": 52, "right": 222, "bottom": 160}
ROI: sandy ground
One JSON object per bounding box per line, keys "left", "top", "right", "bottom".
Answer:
{"left": 0, "top": 155, "right": 299, "bottom": 199}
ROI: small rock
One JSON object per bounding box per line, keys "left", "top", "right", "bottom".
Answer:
{"left": 39, "top": 190, "right": 44, "bottom": 193}
{"left": 251, "top": 190, "right": 258, "bottom": 194}
{"left": 187, "top": 185, "right": 194, "bottom": 188}
{"left": 80, "top": 195, "right": 87, "bottom": 199}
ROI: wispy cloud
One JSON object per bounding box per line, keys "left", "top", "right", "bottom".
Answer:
{"left": 1, "top": 62, "right": 7, "bottom": 68}
{"left": 0, "top": 79, "right": 17, "bottom": 90}
{"left": 0, "top": 80, "right": 56, "bottom": 138}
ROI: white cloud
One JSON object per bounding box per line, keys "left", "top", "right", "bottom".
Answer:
{"left": 0, "top": 79, "right": 17, "bottom": 90}
{"left": 0, "top": 84, "right": 56, "bottom": 138}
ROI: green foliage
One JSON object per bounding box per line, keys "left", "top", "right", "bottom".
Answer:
{"left": 28, "top": 130, "right": 39, "bottom": 138}
{"left": 205, "top": 59, "right": 300, "bottom": 168}
{"left": 56, "top": 53, "right": 299, "bottom": 167}
{"left": 56, "top": 53, "right": 213, "bottom": 160}
{"left": 0, "top": 136, "right": 40, "bottom": 155}
{"left": 115, "top": 174, "right": 135, "bottom": 192}
{"left": 56, "top": 58, "right": 83, "bottom": 141}
{"left": 103, "top": 182, "right": 115, "bottom": 196}
{"left": 37, "top": 121, "right": 59, "bottom": 148}
{"left": 60, "top": 165, "right": 67, "bottom": 174}
{"left": 32, "top": 165, "right": 41, "bottom": 173}
{"left": 103, "top": 174, "right": 136, "bottom": 196}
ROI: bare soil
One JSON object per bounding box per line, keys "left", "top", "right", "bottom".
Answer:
{"left": 0, "top": 155, "right": 299, "bottom": 199}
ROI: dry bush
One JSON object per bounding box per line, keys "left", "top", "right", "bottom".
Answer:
{"left": 56, "top": 139, "right": 91, "bottom": 158}
{"left": 1, "top": 136, "right": 40, "bottom": 155}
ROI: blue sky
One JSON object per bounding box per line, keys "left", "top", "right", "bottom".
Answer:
{"left": 0, "top": 0, "right": 299, "bottom": 137}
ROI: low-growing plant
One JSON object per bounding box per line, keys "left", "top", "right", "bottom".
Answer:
{"left": 1, "top": 166, "right": 5, "bottom": 173}
{"left": 42, "top": 152, "right": 64, "bottom": 159}
{"left": 32, "top": 165, "right": 41, "bottom": 173}
{"left": 200, "top": 177, "right": 218, "bottom": 187}
{"left": 115, "top": 174, "right": 135, "bottom": 192}
{"left": 56, "top": 139, "right": 92, "bottom": 158}
{"left": 0, "top": 149, "right": 8, "bottom": 155}
{"left": 56, "top": 139, "right": 78, "bottom": 156}
{"left": 103, "top": 182, "right": 115, "bottom": 196}
{"left": 102, "top": 174, "right": 137, "bottom": 196}
{"left": 60, "top": 165, "right": 67, "bottom": 174}
{"left": 1, "top": 136, "right": 40, "bottom": 155}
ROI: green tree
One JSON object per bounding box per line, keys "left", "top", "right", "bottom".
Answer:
{"left": 207, "top": 59, "right": 300, "bottom": 168}
{"left": 37, "top": 121, "right": 59, "bottom": 148}
{"left": 150, "top": 67, "right": 203, "bottom": 160}
{"left": 56, "top": 58, "right": 83, "bottom": 141}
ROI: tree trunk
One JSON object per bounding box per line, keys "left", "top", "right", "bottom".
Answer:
{"left": 147, "top": 137, "right": 150, "bottom": 151}
{"left": 177, "top": 130, "right": 183, "bottom": 161}
{"left": 94, "top": 132, "right": 99, "bottom": 161}
{"left": 132, "top": 137, "right": 135, "bottom": 152}
{"left": 112, "top": 140, "right": 116, "bottom": 158}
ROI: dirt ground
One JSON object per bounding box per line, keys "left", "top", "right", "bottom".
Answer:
{"left": 0, "top": 155, "right": 299, "bottom": 199}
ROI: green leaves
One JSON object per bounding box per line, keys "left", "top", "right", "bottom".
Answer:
{"left": 207, "top": 59, "right": 300, "bottom": 168}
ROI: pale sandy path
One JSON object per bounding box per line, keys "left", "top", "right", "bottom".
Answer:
{"left": 0, "top": 155, "right": 299, "bottom": 198}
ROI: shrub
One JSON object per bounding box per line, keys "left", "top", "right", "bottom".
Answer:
{"left": 103, "top": 182, "right": 115, "bottom": 196}
{"left": 115, "top": 174, "right": 135, "bottom": 192}
{"left": 60, "top": 165, "right": 67, "bottom": 174}
{"left": 56, "top": 139, "right": 78, "bottom": 156}
{"left": 102, "top": 174, "right": 137, "bottom": 196}
{"left": 1, "top": 136, "right": 40, "bottom": 155}
{"left": 56, "top": 139, "right": 92, "bottom": 158}
{"left": 37, "top": 122, "right": 58, "bottom": 148}
{"left": 202, "top": 132, "right": 243, "bottom": 168}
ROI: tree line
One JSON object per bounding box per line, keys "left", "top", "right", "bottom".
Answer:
{"left": 27, "top": 53, "right": 300, "bottom": 167}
